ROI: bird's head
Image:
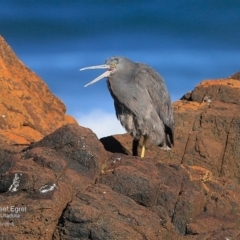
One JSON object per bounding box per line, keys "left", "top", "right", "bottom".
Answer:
{"left": 80, "top": 56, "right": 128, "bottom": 87}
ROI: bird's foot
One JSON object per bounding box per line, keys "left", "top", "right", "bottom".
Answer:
{"left": 160, "top": 146, "right": 171, "bottom": 151}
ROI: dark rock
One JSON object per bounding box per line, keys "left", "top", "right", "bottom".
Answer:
{"left": 99, "top": 155, "right": 160, "bottom": 207}
{"left": 229, "top": 71, "right": 240, "bottom": 80}
{"left": 180, "top": 91, "right": 192, "bottom": 101}
{"left": 98, "top": 155, "right": 207, "bottom": 235}
{"left": 0, "top": 123, "right": 107, "bottom": 239}
{"left": 25, "top": 123, "right": 108, "bottom": 179}
{"left": 58, "top": 184, "right": 180, "bottom": 240}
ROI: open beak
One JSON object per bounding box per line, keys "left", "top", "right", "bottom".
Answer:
{"left": 80, "top": 64, "right": 111, "bottom": 87}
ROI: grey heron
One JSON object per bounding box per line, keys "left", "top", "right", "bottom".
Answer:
{"left": 80, "top": 57, "right": 174, "bottom": 158}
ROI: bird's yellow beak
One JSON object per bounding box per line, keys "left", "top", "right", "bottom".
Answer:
{"left": 80, "top": 64, "right": 111, "bottom": 87}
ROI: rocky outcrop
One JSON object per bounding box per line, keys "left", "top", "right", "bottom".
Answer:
{"left": 1, "top": 123, "right": 240, "bottom": 240}
{"left": 0, "top": 37, "right": 240, "bottom": 239}
{"left": 0, "top": 124, "right": 108, "bottom": 239}
{"left": 0, "top": 35, "right": 76, "bottom": 147}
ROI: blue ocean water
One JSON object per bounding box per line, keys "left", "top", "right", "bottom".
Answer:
{"left": 1, "top": 1, "right": 240, "bottom": 137}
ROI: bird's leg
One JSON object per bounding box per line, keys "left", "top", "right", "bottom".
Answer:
{"left": 132, "top": 139, "right": 139, "bottom": 156}
{"left": 141, "top": 136, "right": 148, "bottom": 158}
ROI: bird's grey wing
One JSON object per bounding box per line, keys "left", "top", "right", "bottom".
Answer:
{"left": 134, "top": 67, "right": 174, "bottom": 144}
{"left": 108, "top": 67, "right": 174, "bottom": 129}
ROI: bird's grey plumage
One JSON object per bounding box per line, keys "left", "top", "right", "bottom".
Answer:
{"left": 106, "top": 57, "right": 174, "bottom": 148}
{"left": 80, "top": 56, "right": 174, "bottom": 157}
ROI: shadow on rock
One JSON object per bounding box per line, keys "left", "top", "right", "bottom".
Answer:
{"left": 100, "top": 135, "right": 130, "bottom": 155}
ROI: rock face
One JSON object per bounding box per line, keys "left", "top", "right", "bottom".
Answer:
{"left": 0, "top": 35, "right": 76, "bottom": 147}
{"left": 0, "top": 37, "right": 240, "bottom": 240}
{"left": 1, "top": 124, "right": 240, "bottom": 240}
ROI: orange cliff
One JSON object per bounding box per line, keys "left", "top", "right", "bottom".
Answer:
{"left": 0, "top": 35, "right": 77, "bottom": 145}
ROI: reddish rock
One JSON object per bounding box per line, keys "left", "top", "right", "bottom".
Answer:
{"left": 97, "top": 154, "right": 240, "bottom": 239}
{"left": 0, "top": 35, "right": 76, "bottom": 146}
{"left": 0, "top": 123, "right": 240, "bottom": 239}
{"left": 58, "top": 184, "right": 179, "bottom": 240}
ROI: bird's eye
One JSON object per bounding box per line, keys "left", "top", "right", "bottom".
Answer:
{"left": 111, "top": 62, "right": 117, "bottom": 68}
